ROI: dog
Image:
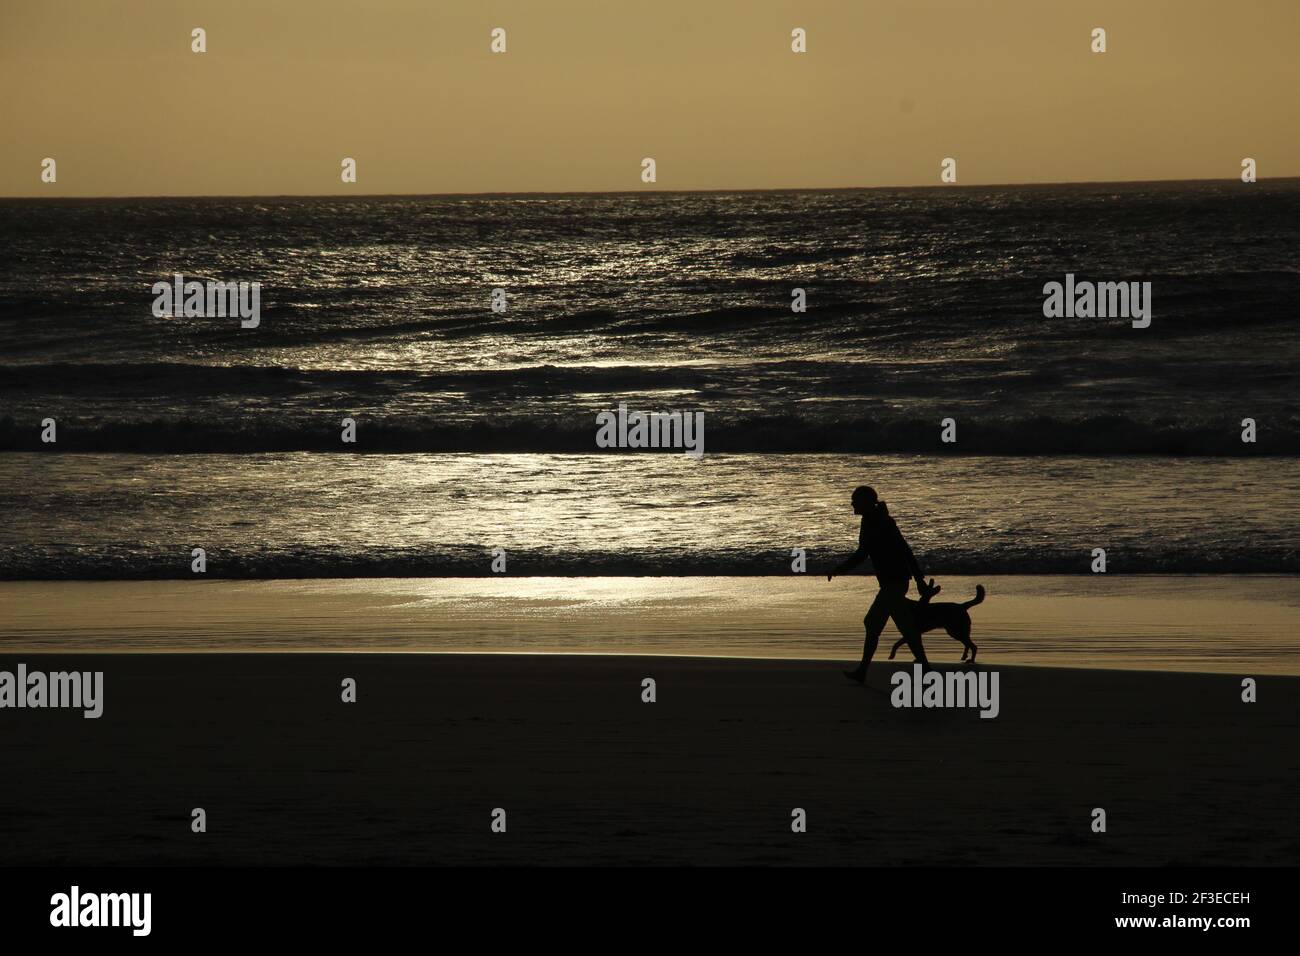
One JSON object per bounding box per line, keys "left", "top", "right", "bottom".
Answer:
{"left": 888, "top": 580, "right": 985, "bottom": 663}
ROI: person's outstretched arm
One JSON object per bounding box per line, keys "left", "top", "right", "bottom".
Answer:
{"left": 827, "top": 521, "right": 870, "bottom": 580}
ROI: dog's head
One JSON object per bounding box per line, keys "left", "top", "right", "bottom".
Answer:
{"left": 917, "top": 578, "right": 941, "bottom": 604}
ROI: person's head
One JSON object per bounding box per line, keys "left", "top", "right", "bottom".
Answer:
{"left": 851, "top": 485, "right": 878, "bottom": 515}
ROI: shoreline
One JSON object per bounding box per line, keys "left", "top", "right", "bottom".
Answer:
{"left": 4, "top": 575, "right": 1298, "bottom": 674}
{"left": 0, "top": 646, "right": 1284, "bottom": 678}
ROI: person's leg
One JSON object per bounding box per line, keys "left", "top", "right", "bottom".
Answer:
{"left": 844, "top": 588, "right": 892, "bottom": 682}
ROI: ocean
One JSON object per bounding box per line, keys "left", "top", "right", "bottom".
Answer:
{"left": 1, "top": 181, "right": 1297, "bottom": 580}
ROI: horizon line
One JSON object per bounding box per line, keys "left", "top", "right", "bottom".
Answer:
{"left": 3, "top": 175, "right": 1296, "bottom": 201}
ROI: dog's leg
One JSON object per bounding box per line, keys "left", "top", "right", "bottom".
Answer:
{"left": 951, "top": 618, "right": 977, "bottom": 664}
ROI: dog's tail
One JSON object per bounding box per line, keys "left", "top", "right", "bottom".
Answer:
{"left": 961, "top": 585, "right": 985, "bottom": 609}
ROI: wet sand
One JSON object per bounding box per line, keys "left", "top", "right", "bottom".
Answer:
{"left": 3, "top": 575, "right": 1300, "bottom": 673}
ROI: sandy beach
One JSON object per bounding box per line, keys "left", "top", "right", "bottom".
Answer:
{"left": 4, "top": 575, "right": 1300, "bottom": 673}
{"left": 2, "top": 652, "right": 1295, "bottom": 866}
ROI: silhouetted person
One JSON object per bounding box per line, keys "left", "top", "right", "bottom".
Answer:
{"left": 827, "top": 486, "right": 936, "bottom": 682}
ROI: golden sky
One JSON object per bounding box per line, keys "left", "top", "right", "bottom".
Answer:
{"left": 2, "top": 0, "right": 1296, "bottom": 196}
